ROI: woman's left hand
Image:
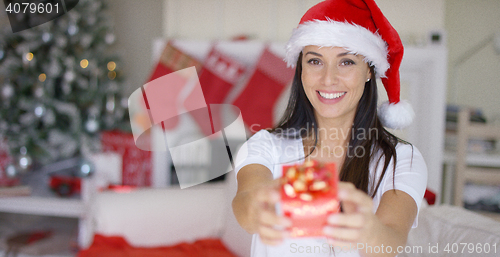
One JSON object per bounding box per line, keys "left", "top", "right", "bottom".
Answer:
{"left": 323, "top": 182, "right": 376, "bottom": 248}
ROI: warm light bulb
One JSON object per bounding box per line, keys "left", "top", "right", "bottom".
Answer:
{"left": 80, "top": 59, "right": 89, "bottom": 68}
{"left": 38, "top": 73, "right": 46, "bottom": 82}
{"left": 107, "top": 61, "right": 116, "bottom": 71}
{"left": 26, "top": 52, "right": 34, "bottom": 61}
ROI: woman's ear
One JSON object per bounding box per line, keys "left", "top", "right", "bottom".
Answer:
{"left": 366, "top": 70, "right": 372, "bottom": 82}
{"left": 367, "top": 66, "right": 375, "bottom": 81}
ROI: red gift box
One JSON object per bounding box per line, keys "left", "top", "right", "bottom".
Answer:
{"left": 0, "top": 139, "right": 18, "bottom": 187}
{"left": 280, "top": 160, "right": 339, "bottom": 237}
{"left": 101, "top": 131, "right": 152, "bottom": 187}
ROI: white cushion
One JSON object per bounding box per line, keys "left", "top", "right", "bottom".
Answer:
{"left": 91, "top": 183, "right": 226, "bottom": 247}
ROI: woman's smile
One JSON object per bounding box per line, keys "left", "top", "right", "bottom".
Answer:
{"left": 317, "top": 91, "right": 346, "bottom": 102}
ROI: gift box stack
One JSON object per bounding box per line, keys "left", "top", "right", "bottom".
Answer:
{"left": 280, "top": 160, "right": 339, "bottom": 237}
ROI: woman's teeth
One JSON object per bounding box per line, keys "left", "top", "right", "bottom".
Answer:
{"left": 318, "top": 91, "right": 346, "bottom": 100}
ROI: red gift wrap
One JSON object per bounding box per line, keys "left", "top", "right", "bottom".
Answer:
{"left": 280, "top": 160, "right": 339, "bottom": 237}
{"left": 101, "top": 131, "right": 152, "bottom": 187}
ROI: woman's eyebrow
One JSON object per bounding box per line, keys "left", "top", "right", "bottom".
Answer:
{"left": 337, "top": 52, "right": 353, "bottom": 57}
{"left": 304, "top": 51, "right": 353, "bottom": 57}
{"left": 304, "top": 51, "right": 322, "bottom": 57}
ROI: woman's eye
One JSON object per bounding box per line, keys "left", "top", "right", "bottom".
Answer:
{"left": 340, "top": 59, "right": 355, "bottom": 66}
{"left": 307, "top": 59, "right": 321, "bottom": 65}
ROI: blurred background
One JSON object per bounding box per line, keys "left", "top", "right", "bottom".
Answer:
{"left": 0, "top": 0, "right": 499, "bottom": 256}
{"left": 108, "top": 0, "right": 500, "bottom": 120}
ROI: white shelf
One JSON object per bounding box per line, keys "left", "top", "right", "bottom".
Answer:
{"left": 443, "top": 151, "right": 500, "bottom": 167}
{"left": 0, "top": 179, "right": 94, "bottom": 248}
{"left": 442, "top": 151, "right": 500, "bottom": 204}
{"left": 0, "top": 196, "right": 85, "bottom": 218}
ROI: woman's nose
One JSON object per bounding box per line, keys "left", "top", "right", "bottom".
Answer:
{"left": 323, "top": 66, "right": 339, "bottom": 86}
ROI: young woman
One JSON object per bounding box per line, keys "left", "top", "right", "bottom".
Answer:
{"left": 232, "top": 0, "right": 427, "bottom": 256}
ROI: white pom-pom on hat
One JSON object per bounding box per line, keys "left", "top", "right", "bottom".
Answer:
{"left": 378, "top": 100, "right": 415, "bottom": 130}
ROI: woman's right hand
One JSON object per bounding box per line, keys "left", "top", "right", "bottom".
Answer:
{"left": 233, "top": 164, "right": 292, "bottom": 245}
{"left": 250, "top": 184, "right": 292, "bottom": 245}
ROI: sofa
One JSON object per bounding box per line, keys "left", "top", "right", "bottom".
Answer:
{"left": 80, "top": 170, "right": 500, "bottom": 257}
{"left": 79, "top": 170, "right": 252, "bottom": 256}
{"left": 403, "top": 203, "right": 500, "bottom": 256}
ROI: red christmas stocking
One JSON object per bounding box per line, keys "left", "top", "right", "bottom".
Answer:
{"left": 146, "top": 41, "right": 202, "bottom": 130}
{"left": 184, "top": 47, "right": 245, "bottom": 136}
{"left": 232, "top": 47, "right": 294, "bottom": 132}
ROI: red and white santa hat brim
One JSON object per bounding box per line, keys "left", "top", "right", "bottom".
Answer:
{"left": 285, "top": 19, "right": 389, "bottom": 79}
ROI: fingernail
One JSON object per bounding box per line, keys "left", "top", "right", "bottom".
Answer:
{"left": 327, "top": 215, "right": 338, "bottom": 223}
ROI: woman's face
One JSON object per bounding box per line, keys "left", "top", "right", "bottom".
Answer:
{"left": 301, "top": 45, "right": 371, "bottom": 124}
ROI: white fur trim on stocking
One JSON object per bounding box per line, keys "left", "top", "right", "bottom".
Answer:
{"left": 378, "top": 100, "right": 414, "bottom": 129}
{"left": 285, "top": 19, "right": 389, "bottom": 78}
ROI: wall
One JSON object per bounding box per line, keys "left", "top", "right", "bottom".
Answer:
{"left": 445, "top": 0, "right": 500, "bottom": 122}
{"left": 163, "top": 0, "right": 445, "bottom": 44}
{"left": 106, "top": 0, "right": 164, "bottom": 95}
{"left": 107, "top": 0, "right": 446, "bottom": 103}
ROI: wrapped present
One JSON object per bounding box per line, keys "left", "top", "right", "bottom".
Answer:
{"left": 101, "top": 131, "right": 152, "bottom": 187}
{"left": 0, "top": 139, "right": 18, "bottom": 187}
{"left": 280, "top": 160, "right": 339, "bottom": 237}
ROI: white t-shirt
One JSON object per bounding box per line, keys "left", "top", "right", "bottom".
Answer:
{"left": 234, "top": 130, "right": 428, "bottom": 257}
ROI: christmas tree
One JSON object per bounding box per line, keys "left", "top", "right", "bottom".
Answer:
{"left": 0, "top": 0, "right": 130, "bottom": 167}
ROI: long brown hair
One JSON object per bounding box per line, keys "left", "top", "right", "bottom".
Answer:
{"left": 271, "top": 54, "right": 405, "bottom": 197}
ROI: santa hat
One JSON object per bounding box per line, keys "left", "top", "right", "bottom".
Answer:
{"left": 285, "top": 0, "right": 414, "bottom": 129}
